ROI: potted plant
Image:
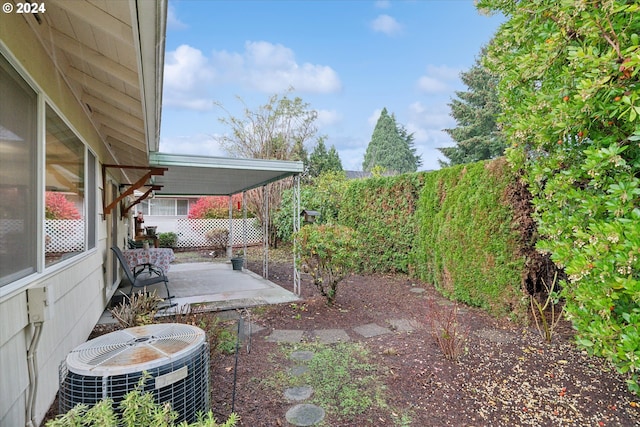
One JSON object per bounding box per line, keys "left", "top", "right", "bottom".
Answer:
{"left": 230, "top": 252, "right": 244, "bottom": 271}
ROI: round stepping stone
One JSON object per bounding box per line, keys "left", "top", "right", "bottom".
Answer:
{"left": 284, "top": 385, "right": 314, "bottom": 401}
{"left": 285, "top": 403, "right": 325, "bottom": 426}
{"left": 290, "top": 350, "right": 315, "bottom": 361}
{"left": 289, "top": 365, "right": 309, "bottom": 377}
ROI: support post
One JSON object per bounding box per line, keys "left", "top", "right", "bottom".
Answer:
{"left": 227, "top": 195, "right": 233, "bottom": 259}
{"left": 293, "top": 174, "right": 301, "bottom": 296}
{"left": 242, "top": 191, "right": 247, "bottom": 260}
{"left": 262, "top": 184, "right": 269, "bottom": 279}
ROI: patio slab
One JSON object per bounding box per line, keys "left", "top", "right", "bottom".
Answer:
{"left": 99, "top": 262, "right": 299, "bottom": 324}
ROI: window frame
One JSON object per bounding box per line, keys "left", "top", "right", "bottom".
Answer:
{"left": 0, "top": 48, "right": 99, "bottom": 297}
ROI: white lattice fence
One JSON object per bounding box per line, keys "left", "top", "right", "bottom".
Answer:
{"left": 175, "top": 218, "right": 262, "bottom": 248}
{"left": 45, "top": 220, "right": 84, "bottom": 253}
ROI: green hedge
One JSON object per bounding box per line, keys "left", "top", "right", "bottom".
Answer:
{"left": 339, "top": 173, "right": 424, "bottom": 274}
{"left": 277, "top": 159, "right": 529, "bottom": 321}
{"left": 411, "top": 159, "right": 526, "bottom": 320}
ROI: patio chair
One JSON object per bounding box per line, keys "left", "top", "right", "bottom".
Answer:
{"left": 111, "top": 246, "right": 174, "bottom": 305}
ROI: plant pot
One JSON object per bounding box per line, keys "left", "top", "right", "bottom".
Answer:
{"left": 231, "top": 257, "right": 243, "bottom": 271}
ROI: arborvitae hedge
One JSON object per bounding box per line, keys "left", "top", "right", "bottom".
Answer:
{"left": 411, "top": 158, "right": 526, "bottom": 320}
{"left": 339, "top": 173, "right": 424, "bottom": 274}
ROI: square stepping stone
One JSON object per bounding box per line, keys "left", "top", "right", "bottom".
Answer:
{"left": 242, "top": 321, "right": 265, "bottom": 336}
{"left": 387, "top": 318, "right": 421, "bottom": 332}
{"left": 312, "top": 329, "right": 351, "bottom": 344}
{"left": 353, "top": 323, "right": 391, "bottom": 338}
{"left": 265, "top": 329, "right": 304, "bottom": 343}
{"left": 290, "top": 350, "right": 315, "bottom": 361}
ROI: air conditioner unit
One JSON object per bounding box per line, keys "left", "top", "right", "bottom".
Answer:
{"left": 59, "top": 323, "right": 210, "bottom": 424}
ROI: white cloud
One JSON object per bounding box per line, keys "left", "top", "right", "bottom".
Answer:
{"left": 374, "top": 1, "right": 391, "bottom": 9}
{"left": 163, "top": 45, "right": 216, "bottom": 111}
{"left": 163, "top": 42, "right": 341, "bottom": 111}
{"left": 159, "top": 133, "right": 227, "bottom": 157}
{"left": 211, "top": 41, "right": 342, "bottom": 94}
{"left": 370, "top": 14, "right": 403, "bottom": 36}
{"left": 416, "top": 65, "right": 461, "bottom": 95}
{"left": 316, "top": 109, "right": 342, "bottom": 127}
{"left": 167, "top": 5, "right": 188, "bottom": 30}
{"left": 408, "top": 102, "right": 455, "bottom": 131}
{"left": 402, "top": 101, "right": 456, "bottom": 170}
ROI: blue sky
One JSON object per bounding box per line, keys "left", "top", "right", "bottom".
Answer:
{"left": 160, "top": 0, "right": 504, "bottom": 171}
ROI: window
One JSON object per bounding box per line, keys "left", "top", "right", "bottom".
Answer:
{"left": 177, "top": 199, "right": 189, "bottom": 216}
{"left": 136, "top": 198, "right": 191, "bottom": 216}
{"left": 1, "top": 51, "right": 99, "bottom": 289}
{"left": 45, "top": 106, "right": 85, "bottom": 266}
{"left": 0, "top": 54, "right": 38, "bottom": 287}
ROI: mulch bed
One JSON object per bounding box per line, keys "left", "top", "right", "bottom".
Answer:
{"left": 212, "top": 258, "right": 640, "bottom": 426}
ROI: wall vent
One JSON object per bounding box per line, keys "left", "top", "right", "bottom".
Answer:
{"left": 59, "top": 323, "right": 209, "bottom": 423}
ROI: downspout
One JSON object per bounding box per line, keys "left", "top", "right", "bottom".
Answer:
{"left": 25, "top": 321, "right": 44, "bottom": 427}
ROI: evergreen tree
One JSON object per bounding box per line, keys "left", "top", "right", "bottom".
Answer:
{"left": 307, "top": 137, "right": 343, "bottom": 179}
{"left": 362, "top": 108, "right": 421, "bottom": 173}
{"left": 439, "top": 46, "right": 505, "bottom": 167}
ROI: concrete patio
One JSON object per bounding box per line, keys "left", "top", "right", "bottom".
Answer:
{"left": 99, "top": 262, "right": 299, "bottom": 323}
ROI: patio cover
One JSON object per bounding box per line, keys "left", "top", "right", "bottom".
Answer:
{"left": 148, "top": 152, "right": 304, "bottom": 196}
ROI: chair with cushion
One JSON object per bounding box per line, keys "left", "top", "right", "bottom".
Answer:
{"left": 111, "top": 246, "right": 174, "bottom": 305}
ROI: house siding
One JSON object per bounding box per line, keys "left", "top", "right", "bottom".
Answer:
{"left": 0, "top": 12, "right": 126, "bottom": 427}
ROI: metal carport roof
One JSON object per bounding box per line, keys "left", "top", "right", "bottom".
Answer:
{"left": 148, "top": 152, "right": 304, "bottom": 196}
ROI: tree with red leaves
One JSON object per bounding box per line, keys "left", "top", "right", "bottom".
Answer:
{"left": 45, "top": 192, "right": 81, "bottom": 220}
{"left": 188, "top": 195, "right": 244, "bottom": 219}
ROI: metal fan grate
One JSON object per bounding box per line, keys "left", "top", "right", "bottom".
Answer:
{"left": 59, "top": 323, "right": 210, "bottom": 424}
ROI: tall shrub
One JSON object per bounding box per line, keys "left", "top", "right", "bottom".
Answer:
{"left": 479, "top": 0, "right": 640, "bottom": 391}
{"left": 274, "top": 171, "right": 348, "bottom": 243}
{"left": 339, "top": 173, "right": 423, "bottom": 273}
{"left": 412, "top": 159, "right": 526, "bottom": 320}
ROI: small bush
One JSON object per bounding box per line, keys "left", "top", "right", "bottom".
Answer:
{"left": 170, "top": 306, "right": 237, "bottom": 356}
{"left": 109, "top": 289, "right": 162, "bottom": 329}
{"left": 205, "top": 228, "right": 228, "bottom": 252}
{"left": 158, "top": 232, "right": 178, "bottom": 248}
{"left": 295, "top": 224, "right": 359, "bottom": 305}
{"left": 46, "top": 374, "right": 239, "bottom": 427}
{"left": 426, "top": 299, "right": 470, "bottom": 361}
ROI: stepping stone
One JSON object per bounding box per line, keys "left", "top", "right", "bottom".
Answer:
{"left": 387, "top": 318, "right": 421, "bottom": 332}
{"left": 284, "top": 385, "right": 314, "bottom": 401}
{"left": 285, "top": 403, "right": 325, "bottom": 426}
{"left": 266, "top": 329, "right": 304, "bottom": 343}
{"left": 241, "top": 321, "right": 265, "bottom": 336}
{"left": 353, "top": 323, "right": 392, "bottom": 338}
{"left": 311, "top": 329, "right": 350, "bottom": 344}
{"left": 290, "top": 350, "right": 315, "bottom": 361}
{"left": 410, "top": 287, "right": 425, "bottom": 294}
{"left": 289, "top": 365, "right": 309, "bottom": 377}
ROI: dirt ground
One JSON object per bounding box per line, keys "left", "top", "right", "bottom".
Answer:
{"left": 44, "top": 250, "right": 640, "bottom": 426}
{"left": 202, "top": 255, "right": 640, "bottom": 427}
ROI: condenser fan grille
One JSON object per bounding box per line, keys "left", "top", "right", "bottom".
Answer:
{"left": 59, "top": 323, "right": 210, "bottom": 424}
